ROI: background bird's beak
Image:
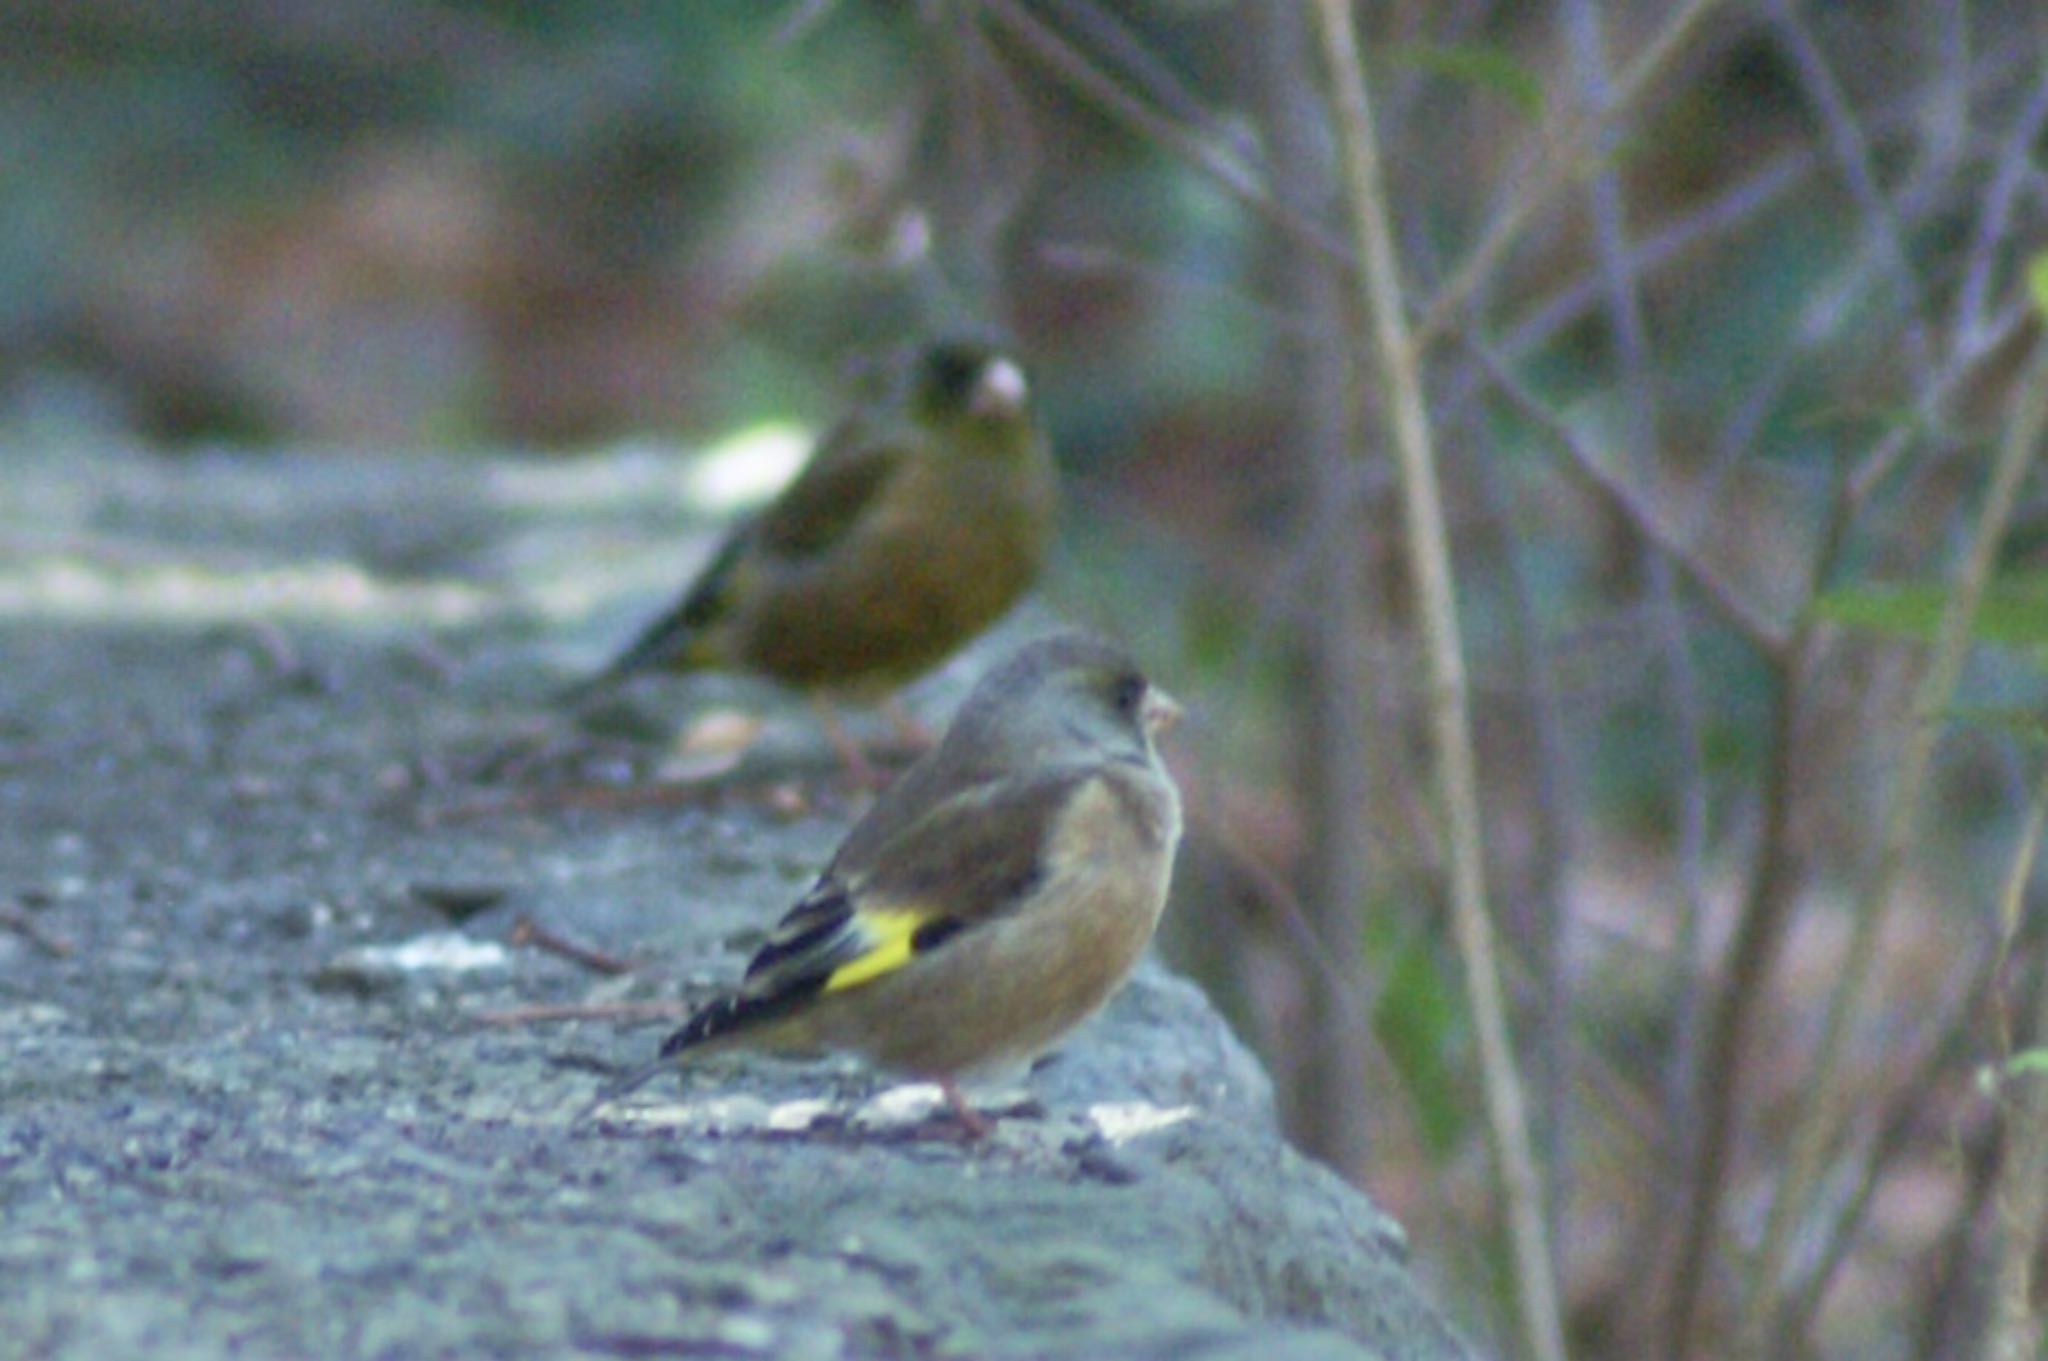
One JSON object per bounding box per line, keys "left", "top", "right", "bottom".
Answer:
{"left": 1142, "top": 687, "right": 1183, "bottom": 736}
{"left": 969, "top": 358, "right": 1029, "bottom": 419}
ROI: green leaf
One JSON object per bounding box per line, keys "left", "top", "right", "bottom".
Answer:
{"left": 1943, "top": 706, "right": 2048, "bottom": 745}
{"left": 2028, "top": 252, "right": 2048, "bottom": 319}
{"left": 2009, "top": 1048, "right": 2048, "bottom": 1079}
{"left": 1813, "top": 572, "right": 2048, "bottom": 648}
{"left": 1387, "top": 43, "right": 1544, "bottom": 120}
{"left": 1368, "top": 914, "right": 1467, "bottom": 1155}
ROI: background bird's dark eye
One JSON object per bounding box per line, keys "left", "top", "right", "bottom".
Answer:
{"left": 924, "top": 346, "right": 986, "bottom": 406}
{"left": 1111, "top": 673, "right": 1145, "bottom": 715}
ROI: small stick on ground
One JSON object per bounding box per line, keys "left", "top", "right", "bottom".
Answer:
{"left": 423, "top": 778, "right": 748, "bottom": 824}
{"left": 507, "top": 916, "right": 637, "bottom": 975}
{"left": 0, "top": 905, "right": 75, "bottom": 957}
{"left": 471, "top": 1000, "right": 692, "bottom": 1028}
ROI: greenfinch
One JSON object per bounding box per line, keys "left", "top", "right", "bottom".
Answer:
{"left": 564, "top": 339, "right": 1059, "bottom": 716}
{"left": 590, "top": 632, "right": 1184, "bottom": 1135}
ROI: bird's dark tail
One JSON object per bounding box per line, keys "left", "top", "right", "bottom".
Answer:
{"left": 576, "top": 1052, "right": 680, "bottom": 1122}
{"left": 578, "top": 994, "right": 795, "bottom": 1122}
{"left": 549, "top": 595, "right": 710, "bottom": 709}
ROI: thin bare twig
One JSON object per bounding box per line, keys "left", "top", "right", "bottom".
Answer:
{"left": 423, "top": 781, "right": 739, "bottom": 824}
{"left": 1739, "top": 336, "right": 2048, "bottom": 1358}
{"left": 1035, "top": 239, "right": 1324, "bottom": 340}
{"left": 1491, "top": 149, "right": 1809, "bottom": 369}
{"left": 1700, "top": 79, "right": 1994, "bottom": 481}
{"left": 0, "top": 904, "right": 76, "bottom": 957}
{"left": 978, "top": 0, "right": 1355, "bottom": 271}
{"left": 1662, "top": 420, "right": 1877, "bottom": 1359}
{"left": 1663, "top": 635, "right": 1810, "bottom": 1358}
{"left": 509, "top": 915, "right": 637, "bottom": 976}
{"left": 1560, "top": 0, "right": 1719, "bottom": 1306}
{"left": 1185, "top": 781, "right": 1376, "bottom": 1055}
{"left": 1670, "top": 312, "right": 2026, "bottom": 1352}
{"left": 1978, "top": 756, "right": 2048, "bottom": 1361}
{"left": 772, "top": 0, "right": 840, "bottom": 46}
{"left": 1708, "top": 253, "right": 1865, "bottom": 475}
{"left": 1777, "top": 936, "right": 2005, "bottom": 1350}
{"left": 1309, "top": 5, "right": 1566, "bottom": 1359}
{"left": 1467, "top": 339, "right": 1790, "bottom": 658}
{"left": 1548, "top": 0, "right": 1645, "bottom": 1283}
{"left": 1253, "top": 0, "right": 1378, "bottom": 1171}
{"left": 1953, "top": 62, "right": 2048, "bottom": 346}
{"left": 1847, "top": 297, "right": 2035, "bottom": 512}
{"left": 1762, "top": 0, "right": 1933, "bottom": 382}
{"left": 1414, "top": 0, "right": 1731, "bottom": 349}
{"left": 1466, "top": 417, "right": 1582, "bottom": 1265}
{"left": 471, "top": 1001, "right": 690, "bottom": 1028}
{"left": 1913, "top": 1118, "right": 2003, "bottom": 1361}
{"left": 1044, "top": 0, "right": 1262, "bottom": 166}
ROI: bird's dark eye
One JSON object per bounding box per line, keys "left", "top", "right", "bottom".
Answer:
{"left": 923, "top": 345, "right": 987, "bottom": 407}
{"left": 1110, "top": 673, "right": 1145, "bottom": 716}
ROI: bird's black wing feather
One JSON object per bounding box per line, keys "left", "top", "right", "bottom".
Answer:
{"left": 656, "top": 878, "right": 858, "bottom": 1054}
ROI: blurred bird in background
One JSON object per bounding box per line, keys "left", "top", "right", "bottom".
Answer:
{"left": 562, "top": 337, "right": 1059, "bottom": 777}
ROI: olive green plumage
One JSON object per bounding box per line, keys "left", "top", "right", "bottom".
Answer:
{"left": 567, "top": 339, "right": 1058, "bottom": 704}
{"left": 591, "top": 632, "right": 1184, "bottom": 1133}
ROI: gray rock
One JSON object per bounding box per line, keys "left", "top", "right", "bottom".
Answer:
{"left": 0, "top": 445, "right": 1469, "bottom": 1361}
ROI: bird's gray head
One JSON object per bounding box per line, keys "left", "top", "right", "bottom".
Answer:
{"left": 946, "top": 632, "right": 1180, "bottom": 772}
{"left": 827, "top": 632, "right": 1180, "bottom": 874}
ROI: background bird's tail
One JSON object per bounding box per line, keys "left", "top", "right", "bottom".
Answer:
{"left": 549, "top": 656, "right": 637, "bottom": 710}
{"left": 552, "top": 530, "right": 748, "bottom": 709}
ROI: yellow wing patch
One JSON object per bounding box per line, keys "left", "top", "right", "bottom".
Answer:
{"left": 821, "top": 907, "right": 929, "bottom": 993}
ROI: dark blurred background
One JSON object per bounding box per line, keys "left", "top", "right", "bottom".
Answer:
{"left": 6, "top": 2, "right": 2046, "bottom": 1358}
{"left": 1, "top": 1, "right": 1274, "bottom": 456}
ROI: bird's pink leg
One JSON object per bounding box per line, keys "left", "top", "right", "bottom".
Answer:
{"left": 808, "top": 695, "right": 883, "bottom": 788}
{"left": 940, "top": 1080, "right": 994, "bottom": 1140}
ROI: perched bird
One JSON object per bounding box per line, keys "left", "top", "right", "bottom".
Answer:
{"left": 589, "top": 632, "right": 1184, "bottom": 1135}
{"left": 561, "top": 338, "right": 1059, "bottom": 764}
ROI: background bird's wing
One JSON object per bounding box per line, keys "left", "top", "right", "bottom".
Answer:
{"left": 662, "top": 768, "right": 1086, "bottom": 1053}
{"left": 558, "top": 414, "right": 910, "bottom": 702}
{"left": 554, "top": 525, "right": 757, "bottom": 700}
{"left": 750, "top": 420, "right": 908, "bottom": 562}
